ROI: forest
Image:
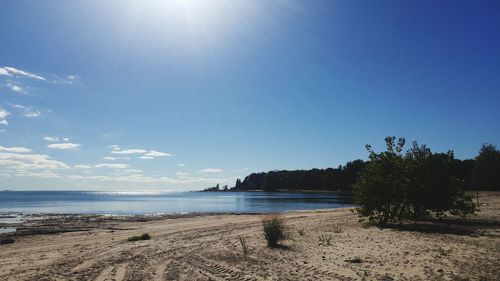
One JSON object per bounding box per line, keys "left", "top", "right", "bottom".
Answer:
{"left": 205, "top": 143, "right": 499, "bottom": 193}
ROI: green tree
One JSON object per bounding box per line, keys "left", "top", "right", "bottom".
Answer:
{"left": 406, "top": 143, "right": 475, "bottom": 219}
{"left": 473, "top": 144, "right": 500, "bottom": 191}
{"left": 354, "top": 137, "right": 475, "bottom": 224}
{"left": 353, "top": 137, "right": 407, "bottom": 223}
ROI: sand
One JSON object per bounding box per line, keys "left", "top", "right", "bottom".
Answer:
{"left": 0, "top": 192, "right": 499, "bottom": 281}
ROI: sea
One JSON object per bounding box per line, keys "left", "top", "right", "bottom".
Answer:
{"left": 0, "top": 190, "right": 352, "bottom": 215}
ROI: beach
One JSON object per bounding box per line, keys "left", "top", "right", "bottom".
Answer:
{"left": 1, "top": 192, "right": 499, "bottom": 281}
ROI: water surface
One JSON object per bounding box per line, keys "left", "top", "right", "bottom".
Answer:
{"left": 0, "top": 191, "right": 352, "bottom": 215}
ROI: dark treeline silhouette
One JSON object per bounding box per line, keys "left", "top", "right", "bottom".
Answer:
{"left": 232, "top": 160, "right": 366, "bottom": 192}
{"left": 204, "top": 143, "right": 499, "bottom": 193}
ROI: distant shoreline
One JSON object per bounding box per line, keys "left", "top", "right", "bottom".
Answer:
{"left": 200, "top": 188, "right": 352, "bottom": 194}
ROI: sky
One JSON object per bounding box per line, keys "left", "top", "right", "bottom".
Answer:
{"left": 1, "top": 0, "right": 499, "bottom": 191}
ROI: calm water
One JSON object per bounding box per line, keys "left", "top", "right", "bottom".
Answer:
{"left": 0, "top": 191, "right": 352, "bottom": 215}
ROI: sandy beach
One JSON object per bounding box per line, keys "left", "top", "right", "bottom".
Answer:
{"left": 1, "top": 192, "right": 499, "bottom": 281}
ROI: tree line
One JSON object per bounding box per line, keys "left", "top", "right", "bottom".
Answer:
{"left": 204, "top": 140, "right": 499, "bottom": 194}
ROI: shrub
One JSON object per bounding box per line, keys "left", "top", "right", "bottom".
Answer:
{"left": 262, "top": 216, "right": 286, "bottom": 247}
{"left": 128, "top": 233, "right": 151, "bottom": 242}
{"left": 354, "top": 137, "right": 476, "bottom": 224}
{"left": 318, "top": 234, "right": 332, "bottom": 246}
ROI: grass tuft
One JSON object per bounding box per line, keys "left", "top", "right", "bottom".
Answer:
{"left": 128, "top": 233, "right": 151, "bottom": 242}
{"left": 318, "top": 234, "right": 332, "bottom": 246}
{"left": 262, "top": 215, "right": 287, "bottom": 248}
{"left": 238, "top": 235, "right": 249, "bottom": 256}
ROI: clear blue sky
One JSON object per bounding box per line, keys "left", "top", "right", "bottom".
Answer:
{"left": 1, "top": 0, "right": 499, "bottom": 190}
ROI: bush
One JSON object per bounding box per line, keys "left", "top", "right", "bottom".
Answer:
{"left": 354, "top": 137, "right": 476, "bottom": 224}
{"left": 262, "top": 216, "right": 286, "bottom": 247}
{"left": 128, "top": 233, "right": 151, "bottom": 242}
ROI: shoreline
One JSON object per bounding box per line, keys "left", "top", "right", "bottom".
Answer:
{"left": 0, "top": 192, "right": 498, "bottom": 280}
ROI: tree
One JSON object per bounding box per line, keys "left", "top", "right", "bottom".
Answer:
{"left": 473, "top": 144, "right": 500, "bottom": 191}
{"left": 354, "top": 137, "right": 475, "bottom": 224}
{"left": 353, "top": 137, "right": 407, "bottom": 223}
{"left": 405, "top": 143, "right": 475, "bottom": 219}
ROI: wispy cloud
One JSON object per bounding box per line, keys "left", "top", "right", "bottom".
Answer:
{"left": 6, "top": 81, "right": 24, "bottom": 93}
{"left": 23, "top": 110, "right": 41, "bottom": 118}
{"left": 143, "top": 150, "right": 171, "bottom": 157}
{"left": 103, "top": 156, "right": 130, "bottom": 161}
{"left": 74, "top": 164, "right": 92, "bottom": 169}
{"left": 0, "top": 152, "right": 70, "bottom": 170}
{"left": 123, "top": 169, "right": 142, "bottom": 173}
{"left": 110, "top": 146, "right": 171, "bottom": 160}
{"left": 0, "top": 146, "right": 32, "bottom": 153}
{"left": 0, "top": 66, "right": 46, "bottom": 80}
{"left": 95, "top": 163, "right": 130, "bottom": 169}
{"left": 109, "top": 144, "right": 121, "bottom": 151}
{"left": 9, "top": 104, "right": 42, "bottom": 118}
{"left": 198, "top": 168, "right": 223, "bottom": 173}
{"left": 111, "top": 149, "right": 147, "bottom": 155}
{"left": 178, "top": 163, "right": 186, "bottom": 167}
{"left": 0, "top": 108, "right": 9, "bottom": 125}
{"left": 47, "top": 143, "right": 81, "bottom": 150}
{"left": 43, "top": 136, "right": 59, "bottom": 142}
{"left": 139, "top": 156, "right": 155, "bottom": 160}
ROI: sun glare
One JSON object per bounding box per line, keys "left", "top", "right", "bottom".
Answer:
{"left": 124, "top": 0, "right": 243, "bottom": 32}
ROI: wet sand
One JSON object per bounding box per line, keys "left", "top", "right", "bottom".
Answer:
{"left": 0, "top": 192, "right": 499, "bottom": 281}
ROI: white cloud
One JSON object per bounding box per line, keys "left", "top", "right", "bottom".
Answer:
{"left": 47, "top": 143, "right": 81, "bottom": 150}
{"left": 0, "top": 66, "right": 46, "bottom": 80}
{"left": 103, "top": 156, "right": 129, "bottom": 161}
{"left": 123, "top": 169, "right": 142, "bottom": 173}
{"left": 198, "top": 168, "right": 223, "bottom": 173}
{"left": 74, "top": 164, "right": 92, "bottom": 169}
{"left": 62, "top": 137, "right": 70, "bottom": 142}
{"left": 15, "top": 171, "right": 61, "bottom": 178}
{"left": 64, "top": 173, "right": 227, "bottom": 186}
{"left": 178, "top": 163, "right": 186, "bottom": 167}
{"left": 9, "top": 104, "right": 42, "bottom": 118}
{"left": 24, "top": 110, "right": 41, "bottom": 118}
{"left": 111, "top": 149, "right": 147, "bottom": 154}
{"left": 95, "top": 163, "right": 130, "bottom": 169}
{"left": 176, "top": 172, "right": 189, "bottom": 176}
{"left": 0, "top": 108, "right": 10, "bottom": 125}
{"left": 0, "top": 146, "right": 32, "bottom": 153}
{"left": 7, "top": 82, "right": 24, "bottom": 93}
{"left": 139, "top": 156, "right": 155, "bottom": 160}
{"left": 0, "top": 152, "right": 70, "bottom": 170}
{"left": 143, "top": 150, "right": 172, "bottom": 157}
{"left": 43, "top": 136, "right": 59, "bottom": 142}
